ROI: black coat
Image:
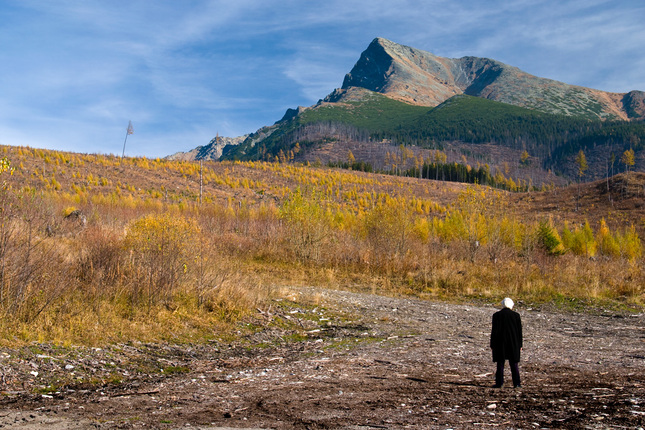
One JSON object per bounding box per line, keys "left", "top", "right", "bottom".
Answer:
{"left": 490, "top": 307, "right": 523, "bottom": 362}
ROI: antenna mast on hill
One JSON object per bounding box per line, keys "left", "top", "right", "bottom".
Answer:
{"left": 122, "top": 120, "right": 134, "bottom": 158}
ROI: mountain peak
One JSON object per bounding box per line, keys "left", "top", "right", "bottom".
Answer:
{"left": 341, "top": 38, "right": 643, "bottom": 120}
{"left": 342, "top": 38, "right": 456, "bottom": 106}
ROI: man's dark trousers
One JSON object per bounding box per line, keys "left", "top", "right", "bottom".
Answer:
{"left": 495, "top": 360, "right": 520, "bottom": 387}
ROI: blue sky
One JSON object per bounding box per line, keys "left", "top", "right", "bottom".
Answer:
{"left": 1, "top": 0, "right": 644, "bottom": 158}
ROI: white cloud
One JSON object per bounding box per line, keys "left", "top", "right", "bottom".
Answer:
{"left": 283, "top": 42, "right": 358, "bottom": 101}
{"left": 0, "top": 0, "right": 643, "bottom": 157}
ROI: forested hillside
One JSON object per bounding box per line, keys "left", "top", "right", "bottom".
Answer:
{"left": 223, "top": 93, "right": 645, "bottom": 185}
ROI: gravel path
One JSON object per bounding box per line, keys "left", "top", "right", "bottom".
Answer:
{"left": 1, "top": 287, "right": 644, "bottom": 429}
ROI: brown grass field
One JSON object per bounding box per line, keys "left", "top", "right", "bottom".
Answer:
{"left": 0, "top": 144, "right": 644, "bottom": 346}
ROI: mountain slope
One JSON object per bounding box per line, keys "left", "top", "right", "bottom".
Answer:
{"left": 224, "top": 89, "right": 644, "bottom": 156}
{"left": 206, "top": 38, "right": 645, "bottom": 185}
{"left": 342, "top": 38, "right": 645, "bottom": 120}
{"left": 167, "top": 134, "right": 247, "bottom": 161}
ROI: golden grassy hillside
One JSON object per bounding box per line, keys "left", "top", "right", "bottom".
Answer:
{"left": 0, "top": 145, "right": 643, "bottom": 346}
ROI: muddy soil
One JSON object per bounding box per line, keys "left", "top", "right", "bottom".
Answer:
{"left": 1, "top": 287, "right": 644, "bottom": 429}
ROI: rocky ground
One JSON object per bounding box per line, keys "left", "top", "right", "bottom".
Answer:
{"left": 1, "top": 287, "right": 644, "bottom": 429}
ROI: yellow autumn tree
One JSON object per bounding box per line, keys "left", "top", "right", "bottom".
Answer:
{"left": 361, "top": 197, "right": 415, "bottom": 268}
{"left": 347, "top": 150, "right": 356, "bottom": 165}
{"left": 124, "top": 213, "right": 200, "bottom": 305}
{"left": 597, "top": 218, "right": 620, "bottom": 257}
{"left": 621, "top": 148, "right": 635, "bottom": 174}
{"left": 280, "top": 188, "right": 331, "bottom": 262}
{"left": 617, "top": 225, "right": 642, "bottom": 260}
{"left": 568, "top": 220, "right": 597, "bottom": 257}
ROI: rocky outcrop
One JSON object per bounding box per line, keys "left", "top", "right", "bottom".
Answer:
{"left": 342, "top": 38, "right": 462, "bottom": 106}
{"left": 167, "top": 135, "right": 248, "bottom": 161}
{"left": 278, "top": 106, "right": 309, "bottom": 123}
{"left": 342, "top": 37, "right": 641, "bottom": 120}
{"left": 323, "top": 86, "right": 387, "bottom": 104}
{"left": 622, "top": 90, "right": 645, "bottom": 119}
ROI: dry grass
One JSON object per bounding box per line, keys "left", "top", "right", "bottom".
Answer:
{"left": 0, "top": 146, "right": 643, "bottom": 346}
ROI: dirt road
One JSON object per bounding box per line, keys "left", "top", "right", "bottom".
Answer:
{"left": 1, "top": 287, "right": 644, "bottom": 429}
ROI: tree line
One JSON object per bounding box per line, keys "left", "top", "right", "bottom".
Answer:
{"left": 223, "top": 94, "right": 645, "bottom": 183}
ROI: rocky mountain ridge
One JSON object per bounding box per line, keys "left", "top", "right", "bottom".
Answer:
{"left": 342, "top": 38, "right": 644, "bottom": 120}
{"left": 167, "top": 134, "right": 247, "bottom": 161}
{"left": 174, "top": 38, "right": 644, "bottom": 165}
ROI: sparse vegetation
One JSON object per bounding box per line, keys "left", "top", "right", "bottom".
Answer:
{"left": 0, "top": 145, "right": 643, "bottom": 346}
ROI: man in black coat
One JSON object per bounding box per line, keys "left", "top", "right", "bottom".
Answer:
{"left": 490, "top": 297, "right": 522, "bottom": 388}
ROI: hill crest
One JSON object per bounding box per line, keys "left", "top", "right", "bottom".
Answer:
{"left": 342, "top": 37, "right": 644, "bottom": 120}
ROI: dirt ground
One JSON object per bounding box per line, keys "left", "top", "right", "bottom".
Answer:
{"left": 1, "top": 287, "right": 644, "bottom": 429}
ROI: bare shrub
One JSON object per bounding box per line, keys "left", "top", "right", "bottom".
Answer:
{"left": 280, "top": 189, "right": 331, "bottom": 263}
{"left": 76, "top": 224, "right": 124, "bottom": 316}
{"left": 123, "top": 213, "right": 200, "bottom": 306}
{"left": 360, "top": 198, "right": 416, "bottom": 273}
{"left": 0, "top": 188, "right": 69, "bottom": 322}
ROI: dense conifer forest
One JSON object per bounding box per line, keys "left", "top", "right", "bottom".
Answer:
{"left": 223, "top": 93, "right": 645, "bottom": 182}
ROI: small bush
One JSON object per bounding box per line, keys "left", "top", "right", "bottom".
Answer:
{"left": 124, "top": 213, "right": 200, "bottom": 305}
{"left": 280, "top": 188, "right": 331, "bottom": 262}
{"left": 597, "top": 219, "right": 620, "bottom": 257}
{"left": 617, "top": 225, "right": 642, "bottom": 260}
{"left": 568, "top": 221, "right": 597, "bottom": 257}
{"left": 537, "top": 219, "right": 565, "bottom": 255}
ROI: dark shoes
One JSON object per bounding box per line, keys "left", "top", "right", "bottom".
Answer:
{"left": 492, "top": 384, "right": 502, "bottom": 388}
{"left": 514, "top": 384, "right": 522, "bottom": 388}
